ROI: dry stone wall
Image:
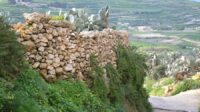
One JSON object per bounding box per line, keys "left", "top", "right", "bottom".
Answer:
{"left": 12, "top": 13, "right": 129, "bottom": 82}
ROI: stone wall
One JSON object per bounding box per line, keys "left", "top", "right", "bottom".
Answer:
{"left": 12, "top": 13, "right": 129, "bottom": 82}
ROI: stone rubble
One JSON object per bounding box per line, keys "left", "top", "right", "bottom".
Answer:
{"left": 12, "top": 13, "right": 129, "bottom": 82}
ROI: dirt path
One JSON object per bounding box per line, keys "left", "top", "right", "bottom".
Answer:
{"left": 149, "top": 89, "right": 200, "bottom": 112}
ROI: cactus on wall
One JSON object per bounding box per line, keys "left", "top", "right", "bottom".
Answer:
{"left": 49, "top": 6, "right": 110, "bottom": 32}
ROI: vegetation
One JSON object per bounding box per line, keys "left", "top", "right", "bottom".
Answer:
{"left": 144, "top": 77, "right": 174, "bottom": 96}
{"left": 0, "top": 16, "right": 104, "bottom": 112}
{"left": 1, "top": 69, "right": 108, "bottom": 112}
{"left": 172, "top": 79, "right": 200, "bottom": 95}
{"left": 0, "top": 16, "right": 152, "bottom": 112}
{"left": 145, "top": 77, "right": 200, "bottom": 96}
{"left": 88, "top": 45, "right": 153, "bottom": 112}
{"left": 0, "top": 16, "right": 27, "bottom": 80}
{"left": 116, "top": 45, "right": 152, "bottom": 112}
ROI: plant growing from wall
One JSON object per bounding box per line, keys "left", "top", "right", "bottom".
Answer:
{"left": 89, "top": 55, "right": 109, "bottom": 103}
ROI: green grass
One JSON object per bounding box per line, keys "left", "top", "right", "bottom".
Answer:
{"left": 130, "top": 40, "right": 182, "bottom": 52}
{"left": 172, "top": 79, "right": 200, "bottom": 95}
{"left": 130, "top": 41, "right": 155, "bottom": 48}
{"left": 144, "top": 77, "right": 174, "bottom": 96}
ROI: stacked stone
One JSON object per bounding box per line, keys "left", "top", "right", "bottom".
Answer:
{"left": 12, "top": 13, "right": 128, "bottom": 82}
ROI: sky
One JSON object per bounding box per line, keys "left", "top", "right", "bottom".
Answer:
{"left": 192, "top": 0, "right": 200, "bottom": 2}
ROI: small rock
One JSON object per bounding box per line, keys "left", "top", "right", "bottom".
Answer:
{"left": 64, "top": 64, "right": 73, "bottom": 72}
{"left": 33, "top": 62, "right": 40, "bottom": 68}
{"left": 53, "top": 58, "right": 60, "bottom": 63}
{"left": 39, "top": 63, "right": 47, "bottom": 69}
{"left": 55, "top": 67, "right": 63, "bottom": 74}
{"left": 22, "top": 41, "right": 35, "bottom": 51}
{"left": 40, "top": 69, "right": 47, "bottom": 77}
{"left": 69, "top": 44, "right": 76, "bottom": 49}
{"left": 45, "top": 75, "right": 56, "bottom": 83}
{"left": 52, "top": 29, "right": 58, "bottom": 37}
{"left": 38, "top": 47, "right": 45, "bottom": 52}
{"left": 53, "top": 62, "right": 60, "bottom": 68}
{"left": 48, "top": 69, "right": 56, "bottom": 75}
{"left": 40, "top": 37, "right": 48, "bottom": 43}
{"left": 60, "top": 45, "right": 66, "bottom": 50}
{"left": 47, "top": 34, "right": 53, "bottom": 40}
{"left": 48, "top": 54, "right": 54, "bottom": 59}
{"left": 47, "top": 65, "right": 54, "bottom": 70}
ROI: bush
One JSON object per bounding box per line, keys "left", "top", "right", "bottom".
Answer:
{"left": 48, "top": 80, "right": 106, "bottom": 112}
{"left": 1, "top": 68, "right": 108, "bottom": 112}
{"left": 89, "top": 55, "right": 108, "bottom": 103}
{"left": 0, "top": 16, "right": 27, "bottom": 80}
{"left": 172, "top": 79, "right": 200, "bottom": 95}
{"left": 0, "top": 78, "right": 14, "bottom": 111}
{"left": 2, "top": 69, "right": 53, "bottom": 112}
{"left": 116, "top": 45, "right": 152, "bottom": 112}
{"left": 88, "top": 45, "right": 152, "bottom": 112}
{"left": 150, "top": 86, "right": 164, "bottom": 96}
{"left": 144, "top": 77, "right": 175, "bottom": 96}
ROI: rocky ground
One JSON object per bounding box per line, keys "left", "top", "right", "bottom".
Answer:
{"left": 149, "top": 89, "right": 200, "bottom": 112}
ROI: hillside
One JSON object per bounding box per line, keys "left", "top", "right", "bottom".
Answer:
{"left": 1, "top": 0, "right": 200, "bottom": 52}
{"left": 0, "top": 0, "right": 200, "bottom": 30}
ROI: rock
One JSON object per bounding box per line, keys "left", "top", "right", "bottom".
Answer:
{"left": 46, "top": 28, "right": 53, "bottom": 34}
{"left": 77, "top": 72, "right": 84, "bottom": 80}
{"left": 40, "top": 69, "right": 47, "bottom": 77}
{"left": 33, "top": 62, "right": 40, "bottom": 68}
{"left": 22, "top": 41, "right": 35, "bottom": 51}
{"left": 60, "top": 45, "right": 66, "bottom": 50}
{"left": 47, "top": 65, "right": 54, "bottom": 70}
{"left": 46, "top": 60, "right": 53, "bottom": 64}
{"left": 47, "top": 34, "right": 53, "bottom": 40}
{"left": 48, "top": 69, "right": 56, "bottom": 75}
{"left": 53, "top": 58, "right": 60, "bottom": 63}
{"left": 64, "top": 64, "right": 73, "bottom": 72}
{"left": 40, "top": 37, "right": 48, "bottom": 43}
{"left": 55, "top": 67, "right": 63, "bottom": 74}
{"left": 69, "top": 44, "right": 76, "bottom": 49}
{"left": 23, "top": 12, "right": 50, "bottom": 23}
{"left": 53, "top": 62, "right": 60, "bottom": 68}
{"left": 38, "top": 23, "right": 43, "bottom": 30}
{"left": 48, "top": 54, "right": 54, "bottom": 59}
{"left": 45, "top": 75, "right": 56, "bottom": 83}
{"left": 39, "top": 63, "right": 47, "bottom": 69}
{"left": 80, "top": 31, "right": 96, "bottom": 38}
{"left": 38, "top": 46, "right": 45, "bottom": 52}
{"left": 52, "top": 29, "right": 58, "bottom": 37}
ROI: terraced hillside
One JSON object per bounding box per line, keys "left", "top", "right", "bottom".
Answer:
{"left": 0, "top": 0, "right": 200, "bottom": 30}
